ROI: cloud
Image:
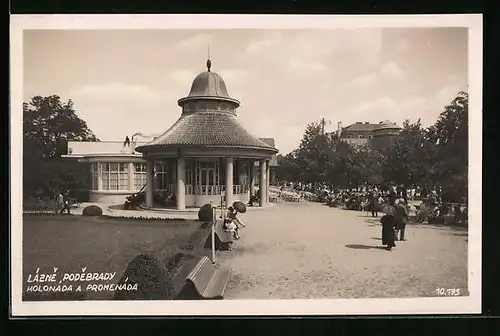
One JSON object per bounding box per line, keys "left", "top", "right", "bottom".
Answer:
{"left": 245, "top": 39, "right": 278, "bottom": 54}
{"left": 70, "top": 82, "right": 166, "bottom": 104}
{"left": 168, "top": 69, "right": 197, "bottom": 88}
{"left": 346, "top": 96, "right": 429, "bottom": 126}
{"left": 217, "top": 68, "right": 251, "bottom": 87}
{"left": 381, "top": 62, "right": 406, "bottom": 80}
{"left": 396, "top": 39, "right": 410, "bottom": 53}
{"left": 243, "top": 118, "right": 304, "bottom": 154}
{"left": 68, "top": 82, "right": 175, "bottom": 141}
{"left": 175, "top": 32, "right": 213, "bottom": 51}
{"left": 343, "top": 73, "right": 378, "bottom": 90}
{"left": 285, "top": 58, "right": 328, "bottom": 76}
{"left": 243, "top": 29, "right": 383, "bottom": 75}
{"left": 433, "top": 84, "right": 464, "bottom": 109}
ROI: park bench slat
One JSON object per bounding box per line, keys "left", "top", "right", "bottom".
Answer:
{"left": 182, "top": 256, "right": 231, "bottom": 300}
{"left": 203, "top": 267, "right": 232, "bottom": 299}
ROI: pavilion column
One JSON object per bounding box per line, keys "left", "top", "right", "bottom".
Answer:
{"left": 266, "top": 159, "right": 270, "bottom": 203}
{"left": 259, "top": 159, "right": 266, "bottom": 207}
{"left": 249, "top": 161, "right": 256, "bottom": 197}
{"left": 225, "top": 157, "right": 234, "bottom": 207}
{"left": 128, "top": 162, "right": 134, "bottom": 192}
{"left": 146, "top": 160, "right": 154, "bottom": 207}
{"left": 97, "top": 162, "right": 103, "bottom": 191}
{"left": 176, "top": 157, "right": 186, "bottom": 210}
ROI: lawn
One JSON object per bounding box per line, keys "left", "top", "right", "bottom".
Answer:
{"left": 22, "top": 215, "right": 201, "bottom": 300}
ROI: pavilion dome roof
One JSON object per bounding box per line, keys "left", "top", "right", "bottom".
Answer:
{"left": 136, "top": 59, "right": 277, "bottom": 154}
{"left": 178, "top": 59, "right": 240, "bottom": 106}
{"left": 188, "top": 71, "right": 230, "bottom": 98}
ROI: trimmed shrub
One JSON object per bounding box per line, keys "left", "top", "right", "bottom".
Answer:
{"left": 198, "top": 203, "right": 214, "bottom": 222}
{"left": 82, "top": 205, "right": 103, "bottom": 217}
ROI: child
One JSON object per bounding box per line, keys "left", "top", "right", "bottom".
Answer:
{"left": 223, "top": 207, "right": 240, "bottom": 240}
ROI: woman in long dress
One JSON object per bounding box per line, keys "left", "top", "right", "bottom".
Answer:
{"left": 380, "top": 202, "right": 397, "bottom": 251}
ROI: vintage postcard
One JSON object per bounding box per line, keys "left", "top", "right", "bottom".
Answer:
{"left": 10, "top": 14, "right": 482, "bottom": 316}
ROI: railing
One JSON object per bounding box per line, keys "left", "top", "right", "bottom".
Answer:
{"left": 160, "top": 184, "right": 249, "bottom": 196}
{"left": 195, "top": 185, "right": 222, "bottom": 196}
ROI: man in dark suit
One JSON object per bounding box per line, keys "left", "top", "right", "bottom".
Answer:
{"left": 394, "top": 199, "right": 410, "bottom": 241}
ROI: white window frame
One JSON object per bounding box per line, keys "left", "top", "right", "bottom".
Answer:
{"left": 101, "top": 162, "right": 129, "bottom": 191}
{"left": 133, "top": 163, "right": 148, "bottom": 191}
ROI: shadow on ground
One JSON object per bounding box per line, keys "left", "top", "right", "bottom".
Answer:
{"left": 371, "top": 237, "right": 382, "bottom": 240}
{"left": 345, "top": 244, "right": 387, "bottom": 250}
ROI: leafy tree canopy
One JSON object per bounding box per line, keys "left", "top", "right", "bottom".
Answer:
{"left": 23, "top": 95, "right": 99, "bottom": 159}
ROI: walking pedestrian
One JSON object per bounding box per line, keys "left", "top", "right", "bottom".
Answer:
{"left": 394, "top": 199, "right": 409, "bottom": 241}
{"left": 55, "top": 191, "right": 64, "bottom": 214}
{"left": 380, "top": 202, "right": 397, "bottom": 251}
{"left": 60, "top": 190, "right": 71, "bottom": 215}
{"left": 370, "top": 192, "right": 378, "bottom": 217}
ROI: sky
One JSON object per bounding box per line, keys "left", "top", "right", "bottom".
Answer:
{"left": 23, "top": 28, "right": 468, "bottom": 154}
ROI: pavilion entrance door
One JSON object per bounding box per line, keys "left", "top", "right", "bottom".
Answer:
{"left": 195, "top": 159, "right": 220, "bottom": 202}
{"left": 201, "top": 167, "right": 215, "bottom": 193}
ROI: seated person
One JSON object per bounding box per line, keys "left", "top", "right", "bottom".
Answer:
{"left": 248, "top": 192, "right": 260, "bottom": 206}
{"left": 223, "top": 207, "right": 240, "bottom": 239}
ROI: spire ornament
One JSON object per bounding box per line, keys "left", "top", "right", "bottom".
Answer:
{"left": 207, "top": 45, "right": 211, "bottom": 71}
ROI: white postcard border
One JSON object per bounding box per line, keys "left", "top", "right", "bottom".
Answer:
{"left": 10, "top": 14, "right": 482, "bottom": 316}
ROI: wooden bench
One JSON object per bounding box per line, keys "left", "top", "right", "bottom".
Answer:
{"left": 177, "top": 256, "right": 231, "bottom": 300}
{"left": 204, "top": 219, "right": 234, "bottom": 251}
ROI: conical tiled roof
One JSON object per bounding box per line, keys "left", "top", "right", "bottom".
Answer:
{"left": 136, "top": 59, "right": 277, "bottom": 154}
{"left": 138, "top": 112, "right": 276, "bottom": 150}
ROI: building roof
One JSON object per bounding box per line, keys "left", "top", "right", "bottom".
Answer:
{"left": 343, "top": 122, "right": 379, "bottom": 132}
{"left": 375, "top": 120, "right": 401, "bottom": 130}
{"left": 136, "top": 112, "right": 278, "bottom": 151}
{"left": 259, "top": 138, "right": 278, "bottom": 166}
{"left": 259, "top": 138, "right": 275, "bottom": 148}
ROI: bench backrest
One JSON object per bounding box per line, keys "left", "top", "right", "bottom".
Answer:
{"left": 214, "top": 219, "right": 234, "bottom": 242}
{"left": 186, "top": 256, "right": 214, "bottom": 294}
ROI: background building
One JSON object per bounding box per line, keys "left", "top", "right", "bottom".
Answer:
{"left": 334, "top": 120, "right": 401, "bottom": 149}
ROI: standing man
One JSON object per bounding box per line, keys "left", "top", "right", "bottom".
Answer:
{"left": 370, "top": 191, "right": 378, "bottom": 217}
{"left": 55, "top": 190, "right": 64, "bottom": 214}
{"left": 394, "top": 199, "right": 410, "bottom": 241}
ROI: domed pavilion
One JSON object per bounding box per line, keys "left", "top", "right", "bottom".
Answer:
{"left": 135, "top": 59, "right": 279, "bottom": 210}
{"left": 371, "top": 120, "right": 401, "bottom": 150}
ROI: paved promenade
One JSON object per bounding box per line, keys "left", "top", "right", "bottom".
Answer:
{"left": 217, "top": 201, "right": 468, "bottom": 299}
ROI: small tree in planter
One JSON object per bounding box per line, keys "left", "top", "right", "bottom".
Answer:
{"left": 198, "top": 204, "right": 214, "bottom": 227}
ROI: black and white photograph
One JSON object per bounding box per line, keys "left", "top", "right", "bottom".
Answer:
{"left": 10, "top": 14, "right": 482, "bottom": 316}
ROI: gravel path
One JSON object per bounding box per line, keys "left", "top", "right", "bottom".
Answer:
{"left": 216, "top": 202, "right": 468, "bottom": 299}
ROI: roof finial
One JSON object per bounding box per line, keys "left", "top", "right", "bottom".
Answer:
{"left": 206, "top": 45, "right": 211, "bottom": 71}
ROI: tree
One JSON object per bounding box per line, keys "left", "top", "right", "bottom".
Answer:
{"left": 380, "top": 118, "right": 429, "bottom": 201}
{"left": 23, "top": 95, "right": 99, "bottom": 158}
{"left": 425, "top": 91, "right": 468, "bottom": 201}
{"left": 275, "top": 153, "right": 302, "bottom": 182}
{"left": 294, "top": 122, "right": 332, "bottom": 184}
{"left": 23, "top": 95, "right": 99, "bottom": 198}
